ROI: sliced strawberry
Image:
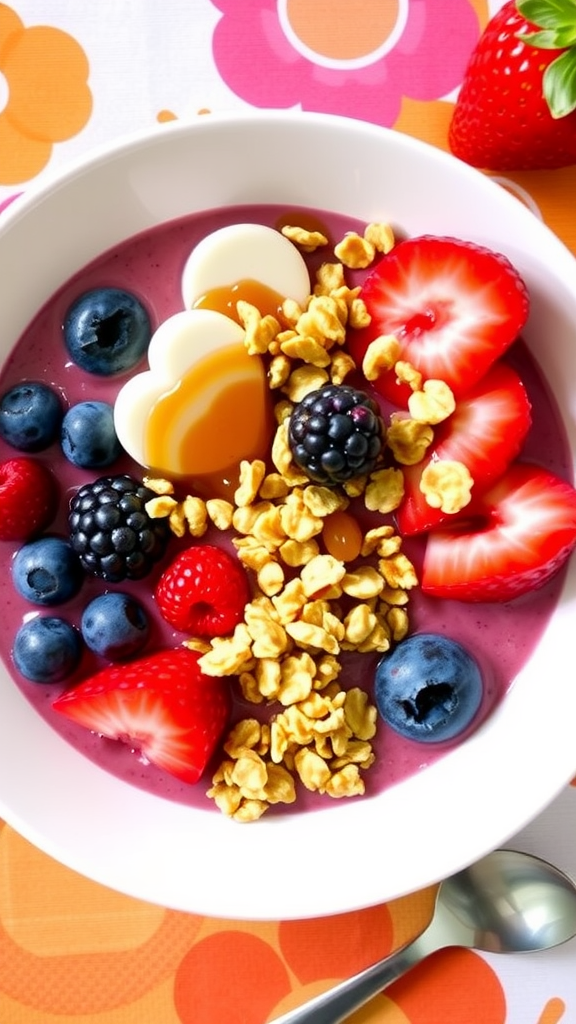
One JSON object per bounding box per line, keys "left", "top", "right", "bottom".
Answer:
{"left": 155, "top": 544, "right": 250, "bottom": 637}
{"left": 53, "top": 647, "right": 231, "bottom": 784}
{"left": 396, "top": 361, "right": 532, "bottom": 535}
{"left": 421, "top": 463, "right": 576, "bottom": 603}
{"left": 348, "top": 236, "right": 529, "bottom": 406}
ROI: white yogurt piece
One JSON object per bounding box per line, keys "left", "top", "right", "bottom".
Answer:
{"left": 114, "top": 308, "right": 246, "bottom": 470}
{"left": 115, "top": 223, "right": 313, "bottom": 478}
{"left": 181, "top": 222, "right": 311, "bottom": 310}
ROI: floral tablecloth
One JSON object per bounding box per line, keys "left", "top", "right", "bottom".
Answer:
{"left": 0, "top": 3, "right": 575, "bottom": 1022}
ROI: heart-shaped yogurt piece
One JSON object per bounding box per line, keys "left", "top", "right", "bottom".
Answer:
{"left": 115, "top": 223, "right": 313, "bottom": 488}
{"left": 114, "top": 308, "right": 269, "bottom": 482}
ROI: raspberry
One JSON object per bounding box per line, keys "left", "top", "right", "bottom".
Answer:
{"left": 68, "top": 474, "right": 170, "bottom": 582}
{"left": 156, "top": 544, "right": 250, "bottom": 638}
{"left": 0, "top": 457, "right": 57, "bottom": 541}
{"left": 288, "top": 383, "right": 384, "bottom": 485}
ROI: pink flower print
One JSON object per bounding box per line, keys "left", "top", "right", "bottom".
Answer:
{"left": 210, "top": 0, "right": 482, "bottom": 127}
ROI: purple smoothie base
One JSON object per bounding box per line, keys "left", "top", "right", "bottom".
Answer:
{"left": 0, "top": 205, "right": 570, "bottom": 815}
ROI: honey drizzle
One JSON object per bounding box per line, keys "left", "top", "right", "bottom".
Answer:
{"left": 193, "top": 278, "right": 288, "bottom": 325}
{"left": 145, "top": 342, "right": 271, "bottom": 499}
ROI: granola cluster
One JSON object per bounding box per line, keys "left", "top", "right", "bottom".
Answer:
{"left": 146, "top": 220, "right": 474, "bottom": 820}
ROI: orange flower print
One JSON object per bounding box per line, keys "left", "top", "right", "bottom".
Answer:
{"left": 0, "top": 3, "right": 92, "bottom": 184}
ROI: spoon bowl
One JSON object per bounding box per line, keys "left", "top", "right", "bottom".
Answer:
{"left": 433, "top": 848, "right": 576, "bottom": 954}
{"left": 271, "top": 849, "right": 576, "bottom": 1024}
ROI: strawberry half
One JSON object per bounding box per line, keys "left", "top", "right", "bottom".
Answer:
{"left": 421, "top": 463, "right": 576, "bottom": 602}
{"left": 53, "top": 647, "right": 231, "bottom": 784}
{"left": 449, "top": 0, "right": 576, "bottom": 171}
{"left": 155, "top": 544, "right": 250, "bottom": 637}
{"left": 348, "top": 236, "right": 529, "bottom": 407}
{"left": 396, "top": 361, "right": 532, "bottom": 535}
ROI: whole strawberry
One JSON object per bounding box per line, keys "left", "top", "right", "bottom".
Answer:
{"left": 53, "top": 646, "right": 231, "bottom": 784}
{"left": 0, "top": 457, "right": 57, "bottom": 541}
{"left": 449, "top": 0, "right": 576, "bottom": 170}
{"left": 156, "top": 544, "right": 250, "bottom": 637}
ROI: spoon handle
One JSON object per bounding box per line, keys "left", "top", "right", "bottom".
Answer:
{"left": 268, "top": 932, "right": 435, "bottom": 1024}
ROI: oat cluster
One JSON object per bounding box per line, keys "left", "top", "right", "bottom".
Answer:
{"left": 145, "top": 220, "right": 472, "bottom": 820}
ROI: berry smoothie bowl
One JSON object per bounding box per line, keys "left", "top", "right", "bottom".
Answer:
{"left": 1, "top": 113, "right": 576, "bottom": 920}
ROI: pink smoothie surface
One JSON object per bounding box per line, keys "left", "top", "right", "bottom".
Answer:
{"left": 0, "top": 205, "right": 570, "bottom": 815}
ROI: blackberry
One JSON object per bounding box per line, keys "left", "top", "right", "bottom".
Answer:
{"left": 68, "top": 475, "right": 170, "bottom": 582}
{"left": 288, "top": 384, "right": 384, "bottom": 485}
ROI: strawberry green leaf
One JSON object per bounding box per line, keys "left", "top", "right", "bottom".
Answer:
{"left": 522, "top": 27, "right": 576, "bottom": 47}
{"left": 543, "top": 48, "right": 576, "bottom": 117}
{"left": 517, "top": 0, "right": 576, "bottom": 32}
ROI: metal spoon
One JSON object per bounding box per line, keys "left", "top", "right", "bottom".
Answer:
{"left": 270, "top": 849, "right": 576, "bottom": 1024}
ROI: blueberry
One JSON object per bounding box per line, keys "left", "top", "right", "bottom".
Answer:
{"left": 13, "top": 616, "right": 81, "bottom": 683}
{"left": 374, "top": 633, "right": 483, "bottom": 743}
{"left": 63, "top": 287, "right": 151, "bottom": 375}
{"left": 81, "top": 591, "right": 150, "bottom": 659}
{"left": 0, "top": 382, "right": 63, "bottom": 451}
{"left": 61, "top": 401, "right": 121, "bottom": 468}
{"left": 12, "top": 536, "right": 83, "bottom": 605}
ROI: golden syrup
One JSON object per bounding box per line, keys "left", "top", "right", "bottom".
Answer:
{"left": 145, "top": 342, "right": 271, "bottom": 497}
{"left": 274, "top": 210, "right": 333, "bottom": 246}
{"left": 193, "top": 278, "right": 287, "bottom": 324}
{"left": 322, "top": 509, "right": 363, "bottom": 562}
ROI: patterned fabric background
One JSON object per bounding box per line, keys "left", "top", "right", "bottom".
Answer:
{"left": 0, "top": 3, "right": 575, "bottom": 1022}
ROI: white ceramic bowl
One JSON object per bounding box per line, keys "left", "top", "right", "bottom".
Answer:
{"left": 1, "top": 112, "right": 576, "bottom": 920}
